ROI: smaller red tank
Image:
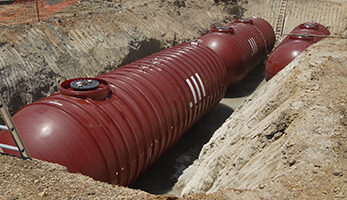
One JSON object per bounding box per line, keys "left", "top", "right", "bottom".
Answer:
{"left": 198, "top": 17, "right": 275, "bottom": 86}
{"left": 265, "top": 22, "right": 330, "bottom": 80}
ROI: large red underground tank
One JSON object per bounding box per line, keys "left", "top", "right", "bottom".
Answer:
{"left": 199, "top": 17, "right": 275, "bottom": 86}
{"left": 0, "top": 17, "right": 275, "bottom": 186}
{"left": 265, "top": 22, "right": 330, "bottom": 80}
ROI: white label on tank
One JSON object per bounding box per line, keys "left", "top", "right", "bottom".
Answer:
{"left": 195, "top": 73, "right": 206, "bottom": 97}
{"left": 248, "top": 38, "right": 252, "bottom": 52}
{"left": 186, "top": 78, "right": 197, "bottom": 105}
{"left": 48, "top": 101, "right": 63, "bottom": 106}
{"left": 248, "top": 38, "right": 258, "bottom": 56}
{"left": 253, "top": 38, "right": 258, "bottom": 54}
{"left": 248, "top": 38, "right": 254, "bottom": 55}
{"left": 191, "top": 76, "right": 201, "bottom": 101}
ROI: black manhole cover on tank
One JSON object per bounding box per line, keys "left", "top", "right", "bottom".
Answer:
{"left": 70, "top": 79, "right": 99, "bottom": 91}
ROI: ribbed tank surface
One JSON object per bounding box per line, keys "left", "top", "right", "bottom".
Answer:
{"left": 0, "top": 17, "right": 275, "bottom": 186}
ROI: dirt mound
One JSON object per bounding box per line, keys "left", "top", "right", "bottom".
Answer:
{"left": 0, "top": 155, "right": 157, "bottom": 199}
{"left": 174, "top": 38, "right": 347, "bottom": 199}
{"left": 0, "top": 0, "right": 247, "bottom": 199}
{"left": 1, "top": 0, "right": 346, "bottom": 199}
{"left": 0, "top": 153, "right": 271, "bottom": 199}
{"left": 4, "top": 38, "right": 344, "bottom": 200}
{"left": 241, "top": 0, "right": 347, "bottom": 36}
{"left": 0, "top": 0, "right": 240, "bottom": 115}
{"left": 0, "top": 0, "right": 79, "bottom": 25}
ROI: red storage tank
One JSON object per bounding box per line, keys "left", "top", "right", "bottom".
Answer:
{"left": 0, "top": 17, "right": 275, "bottom": 186}
{"left": 265, "top": 22, "right": 330, "bottom": 80}
{"left": 199, "top": 17, "right": 275, "bottom": 86}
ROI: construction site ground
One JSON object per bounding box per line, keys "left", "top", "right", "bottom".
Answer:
{"left": 0, "top": 0, "right": 346, "bottom": 199}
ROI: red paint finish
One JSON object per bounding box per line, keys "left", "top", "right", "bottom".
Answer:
{"left": 0, "top": 17, "right": 275, "bottom": 186}
{"left": 198, "top": 17, "right": 275, "bottom": 86}
{"left": 265, "top": 22, "right": 330, "bottom": 80}
{"left": 0, "top": 43, "right": 227, "bottom": 186}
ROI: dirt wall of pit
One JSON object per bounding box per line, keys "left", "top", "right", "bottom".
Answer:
{"left": 0, "top": 156, "right": 157, "bottom": 199}
{"left": 173, "top": 37, "right": 347, "bottom": 199}
{"left": 0, "top": 0, "right": 242, "bottom": 114}
{"left": 173, "top": 1, "right": 347, "bottom": 198}
{"left": 1, "top": 1, "right": 346, "bottom": 199}
{"left": 241, "top": 0, "right": 346, "bottom": 36}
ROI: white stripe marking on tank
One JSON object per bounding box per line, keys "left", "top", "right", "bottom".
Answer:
{"left": 251, "top": 38, "right": 255, "bottom": 51}
{"left": 48, "top": 101, "right": 63, "bottom": 106}
{"left": 186, "top": 78, "right": 197, "bottom": 106}
{"left": 191, "top": 76, "right": 201, "bottom": 101}
{"left": 250, "top": 38, "right": 258, "bottom": 55}
{"left": 195, "top": 73, "right": 206, "bottom": 97}
{"left": 248, "top": 38, "right": 255, "bottom": 55}
{"left": 252, "top": 38, "right": 258, "bottom": 54}
{"left": 252, "top": 38, "right": 256, "bottom": 55}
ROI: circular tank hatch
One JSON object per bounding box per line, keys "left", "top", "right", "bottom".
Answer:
{"left": 299, "top": 22, "right": 319, "bottom": 30}
{"left": 60, "top": 78, "right": 111, "bottom": 101}
{"left": 211, "top": 26, "right": 235, "bottom": 33}
{"left": 234, "top": 18, "right": 254, "bottom": 24}
{"left": 289, "top": 34, "right": 315, "bottom": 41}
{"left": 70, "top": 79, "right": 100, "bottom": 91}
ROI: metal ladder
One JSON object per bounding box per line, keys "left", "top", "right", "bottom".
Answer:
{"left": 0, "top": 96, "right": 31, "bottom": 159}
{"left": 275, "top": 0, "right": 289, "bottom": 44}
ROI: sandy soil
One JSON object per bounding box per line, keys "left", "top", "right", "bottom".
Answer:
{"left": 174, "top": 38, "right": 347, "bottom": 199}
{"left": 241, "top": 0, "right": 347, "bottom": 38}
{"left": 0, "top": 0, "right": 240, "bottom": 115}
{"left": 0, "top": 0, "right": 248, "bottom": 199}
{"left": 135, "top": 0, "right": 347, "bottom": 194}
{"left": 0, "top": 155, "right": 157, "bottom": 199}
{"left": 2, "top": 36, "right": 345, "bottom": 200}
{"left": 0, "top": 153, "right": 276, "bottom": 199}
{"left": 0, "top": 0, "right": 346, "bottom": 199}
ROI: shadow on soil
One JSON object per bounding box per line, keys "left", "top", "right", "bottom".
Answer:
{"left": 119, "top": 38, "right": 163, "bottom": 67}
{"left": 225, "top": 63, "right": 266, "bottom": 98}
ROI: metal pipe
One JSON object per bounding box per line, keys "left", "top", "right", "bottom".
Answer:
{"left": 0, "top": 143, "right": 19, "bottom": 151}
{"left": 0, "top": 125, "right": 8, "bottom": 130}
{"left": 0, "top": 96, "right": 31, "bottom": 159}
